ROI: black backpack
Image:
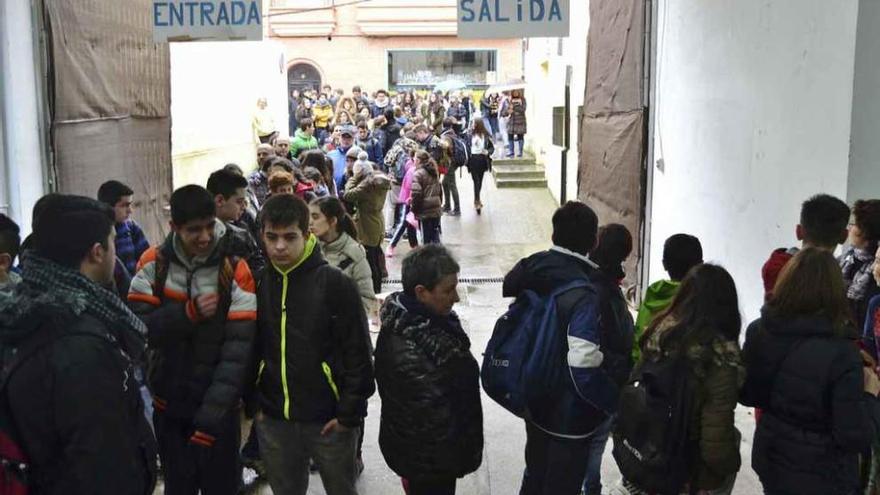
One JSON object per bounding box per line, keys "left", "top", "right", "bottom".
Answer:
{"left": 612, "top": 353, "right": 696, "bottom": 495}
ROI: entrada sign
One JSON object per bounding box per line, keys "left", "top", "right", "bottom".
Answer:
{"left": 152, "top": 0, "right": 263, "bottom": 42}
{"left": 458, "top": 0, "right": 570, "bottom": 39}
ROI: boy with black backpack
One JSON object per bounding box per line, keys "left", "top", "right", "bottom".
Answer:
{"left": 128, "top": 185, "right": 257, "bottom": 495}
{"left": 439, "top": 117, "right": 467, "bottom": 216}
{"left": 499, "top": 201, "right": 623, "bottom": 495}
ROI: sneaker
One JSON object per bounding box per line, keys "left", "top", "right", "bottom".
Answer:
{"left": 451, "top": 210, "right": 461, "bottom": 216}
{"left": 385, "top": 246, "right": 395, "bottom": 258}
{"left": 242, "top": 467, "right": 261, "bottom": 491}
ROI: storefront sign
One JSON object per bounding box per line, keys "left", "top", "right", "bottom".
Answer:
{"left": 458, "top": 0, "right": 569, "bottom": 38}
{"left": 152, "top": 0, "right": 263, "bottom": 42}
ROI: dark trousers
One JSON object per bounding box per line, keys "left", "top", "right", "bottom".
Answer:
{"left": 519, "top": 422, "right": 590, "bottom": 495}
{"left": 390, "top": 204, "right": 418, "bottom": 249}
{"left": 408, "top": 478, "right": 457, "bottom": 495}
{"left": 155, "top": 411, "right": 241, "bottom": 495}
{"left": 421, "top": 217, "right": 441, "bottom": 244}
{"left": 364, "top": 245, "right": 384, "bottom": 293}
{"left": 472, "top": 169, "right": 486, "bottom": 204}
{"left": 441, "top": 170, "right": 460, "bottom": 212}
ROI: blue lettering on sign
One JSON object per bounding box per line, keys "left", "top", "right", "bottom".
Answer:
{"left": 153, "top": 1, "right": 262, "bottom": 27}
{"left": 460, "top": 0, "right": 474, "bottom": 21}
{"left": 154, "top": 2, "right": 167, "bottom": 26}
{"left": 459, "top": 0, "right": 563, "bottom": 24}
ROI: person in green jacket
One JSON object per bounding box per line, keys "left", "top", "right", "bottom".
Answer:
{"left": 290, "top": 118, "right": 319, "bottom": 161}
{"left": 634, "top": 233, "right": 703, "bottom": 361}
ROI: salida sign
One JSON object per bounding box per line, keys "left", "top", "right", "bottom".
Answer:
{"left": 152, "top": 0, "right": 262, "bottom": 42}
{"left": 457, "top": 0, "right": 569, "bottom": 39}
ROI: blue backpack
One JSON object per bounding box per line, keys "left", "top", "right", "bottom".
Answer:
{"left": 481, "top": 279, "right": 590, "bottom": 418}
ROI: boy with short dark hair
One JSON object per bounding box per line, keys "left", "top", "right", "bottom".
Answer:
{"left": 0, "top": 213, "right": 21, "bottom": 291}
{"left": 97, "top": 180, "right": 150, "bottom": 279}
{"left": 762, "top": 193, "right": 850, "bottom": 299}
{"left": 252, "top": 194, "right": 374, "bottom": 495}
{"left": 128, "top": 185, "right": 257, "bottom": 495}
{"left": 633, "top": 233, "right": 703, "bottom": 360}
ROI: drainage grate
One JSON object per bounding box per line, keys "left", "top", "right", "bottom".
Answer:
{"left": 382, "top": 276, "right": 504, "bottom": 286}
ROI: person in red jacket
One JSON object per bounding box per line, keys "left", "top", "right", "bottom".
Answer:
{"left": 762, "top": 194, "right": 850, "bottom": 300}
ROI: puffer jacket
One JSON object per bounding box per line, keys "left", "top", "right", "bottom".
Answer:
{"left": 320, "top": 232, "right": 376, "bottom": 317}
{"left": 642, "top": 318, "right": 744, "bottom": 491}
{"left": 254, "top": 238, "right": 374, "bottom": 427}
{"left": 343, "top": 171, "right": 392, "bottom": 247}
{"left": 128, "top": 219, "right": 257, "bottom": 437}
{"left": 0, "top": 274, "right": 157, "bottom": 494}
{"left": 740, "top": 309, "right": 880, "bottom": 495}
{"left": 503, "top": 246, "right": 618, "bottom": 438}
{"left": 410, "top": 165, "right": 442, "bottom": 220}
{"left": 312, "top": 103, "right": 334, "bottom": 129}
{"left": 586, "top": 267, "right": 635, "bottom": 389}
{"left": 634, "top": 279, "right": 680, "bottom": 361}
{"left": 375, "top": 292, "right": 483, "bottom": 481}
{"left": 290, "top": 128, "right": 319, "bottom": 160}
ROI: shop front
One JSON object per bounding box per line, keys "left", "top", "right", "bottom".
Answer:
{"left": 387, "top": 49, "right": 499, "bottom": 91}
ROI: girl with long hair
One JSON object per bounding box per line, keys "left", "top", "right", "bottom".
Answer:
{"left": 410, "top": 150, "right": 443, "bottom": 244}
{"left": 627, "top": 263, "right": 744, "bottom": 495}
{"left": 741, "top": 248, "right": 880, "bottom": 495}
{"left": 504, "top": 90, "right": 527, "bottom": 158}
{"left": 466, "top": 116, "right": 494, "bottom": 215}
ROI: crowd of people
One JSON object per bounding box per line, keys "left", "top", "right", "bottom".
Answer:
{"left": 0, "top": 83, "right": 879, "bottom": 495}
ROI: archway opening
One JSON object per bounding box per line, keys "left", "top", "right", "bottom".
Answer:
{"left": 287, "top": 62, "right": 322, "bottom": 94}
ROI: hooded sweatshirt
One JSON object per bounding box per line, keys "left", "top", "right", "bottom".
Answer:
{"left": 290, "top": 128, "right": 319, "bottom": 159}
{"left": 633, "top": 279, "right": 680, "bottom": 361}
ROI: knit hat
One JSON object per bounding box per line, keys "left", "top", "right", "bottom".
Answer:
{"left": 353, "top": 152, "right": 373, "bottom": 176}
{"left": 346, "top": 146, "right": 363, "bottom": 159}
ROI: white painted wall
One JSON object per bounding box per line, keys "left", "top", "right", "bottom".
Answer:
{"left": 848, "top": 0, "right": 880, "bottom": 204}
{"left": 170, "top": 41, "right": 288, "bottom": 188}
{"left": 522, "top": 0, "right": 587, "bottom": 204}
{"left": 648, "top": 0, "right": 859, "bottom": 322}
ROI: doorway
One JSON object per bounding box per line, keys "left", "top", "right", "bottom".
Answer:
{"left": 287, "top": 62, "right": 322, "bottom": 94}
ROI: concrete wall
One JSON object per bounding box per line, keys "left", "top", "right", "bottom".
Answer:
{"left": 522, "top": 0, "right": 587, "bottom": 205}
{"left": 848, "top": 0, "right": 880, "bottom": 204}
{"left": 648, "top": 0, "right": 860, "bottom": 322}
{"left": 170, "top": 41, "right": 288, "bottom": 188}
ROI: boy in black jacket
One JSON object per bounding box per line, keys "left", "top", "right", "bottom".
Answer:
{"left": 252, "top": 194, "right": 374, "bottom": 495}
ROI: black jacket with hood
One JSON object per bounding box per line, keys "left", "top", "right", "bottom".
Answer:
{"left": 741, "top": 309, "right": 880, "bottom": 495}
{"left": 374, "top": 292, "right": 483, "bottom": 481}
{"left": 0, "top": 273, "right": 156, "bottom": 494}
{"left": 253, "top": 238, "right": 374, "bottom": 427}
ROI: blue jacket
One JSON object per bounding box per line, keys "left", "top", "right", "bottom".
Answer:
{"left": 502, "top": 246, "right": 620, "bottom": 438}
{"left": 115, "top": 220, "right": 150, "bottom": 276}
{"left": 327, "top": 146, "right": 352, "bottom": 195}
{"left": 356, "top": 134, "right": 384, "bottom": 166}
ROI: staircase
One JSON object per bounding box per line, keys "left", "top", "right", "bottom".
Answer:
{"left": 492, "top": 154, "right": 548, "bottom": 189}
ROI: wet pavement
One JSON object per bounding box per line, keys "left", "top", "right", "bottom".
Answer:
{"left": 160, "top": 170, "right": 762, "bottom": 494}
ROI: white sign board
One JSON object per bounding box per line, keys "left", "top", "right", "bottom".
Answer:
{"left": 152, "top": 0, "right": 263, "bottom": 42}
{"left": 457, "top": 0, "right": 570, "bottom": 39}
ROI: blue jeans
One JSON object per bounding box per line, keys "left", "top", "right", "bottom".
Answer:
{"left": 582, "top": 416, "right": 614, "bottom": 495}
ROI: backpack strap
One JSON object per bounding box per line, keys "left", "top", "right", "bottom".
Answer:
{"left": 152, "top": 249, "right": 170, "bottom": 302}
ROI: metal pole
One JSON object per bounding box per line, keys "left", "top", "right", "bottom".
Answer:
{"left": 561, "top": 65, "right": 572, "bottom": 204}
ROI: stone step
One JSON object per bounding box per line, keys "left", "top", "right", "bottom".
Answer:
{"left": 493, "top": 156, "right": 537, "bottom": 166}
{"left": 493, "top": 169, "right": 546, "bottom": 180}
{"left": 492, "top": 163, "right": 544, "bottom": 172}
{"left": 495, "top": 177, "right": 549, "bottom": 189}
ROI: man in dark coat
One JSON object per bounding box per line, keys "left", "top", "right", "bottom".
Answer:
{"left": 0, "top": 194, "right": 157, "bottom": 495}
{"left": 375, "top": 245, "right": 483, "bottom": 495}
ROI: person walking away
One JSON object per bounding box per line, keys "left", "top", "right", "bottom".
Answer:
{"left": 619, "top": 264, "right": 743, "bottom": 495}
{"left": 502, "top": 201, "right": 619, "bottom": 495}
{"left": 375, "top": 245, "right": 483, "bottom": 495}
{"left": 410, "top": 150, "right": 443, "bottom": 245}
{"left": 382, "top": 108, "right": 403, "bottom": 156}
{"left": 387, "top": 150, "right": 419, "bottom": 257}
{"left": 251, "top": 194, "right": 375, "bottom": 495}
{"left": 290, "top": 118, "right": 320, "bottom": 161}
{"left": 356, "top": 121, "right": 384, "bottom": 165}
{"left": 97, "top": 180, "right": 150, "bottom": 296}
{"left": 740, "top": 248, "right": 880, "bottom": 495}
{"left": 0, "top": 214, "right": 21, "bottom": 292}
{"left": 504, "top": 90, "right": 527, "bottom": 158}
{"left": 343, "top": 152, "right": 392, "bottom": 294}
{"left": 840, "top": 199, "right": 880, "bottom": 328}
{"left": 439, "top": 118, "right": 463, "bottom": 216}
{"left": 128, "top": 185, "right": 257, "bottom": 495}
{"left": 467, "top": 117, "right": 494, "bottom": 215}
{"left": 580, "top": 223, "right": 635, "bottom": 495}
{"left": 633, "top": 233, "right": 703, "bottom": 361}
{"left": 0, "top": 195, "right": 157, "bottom": 494}
{"left": 762, "top": 194, "right": 850, "bottom": 300}
{"left": 384, "top": 131, "right": 419, "bottom": 237}
{"left": 253, "top": 97, "right": 277, "bottom": 144}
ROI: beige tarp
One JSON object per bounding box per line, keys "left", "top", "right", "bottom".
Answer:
{"left": 45, "top": 0, "right": 172, "bottom": 243}
{"left": 578, "top": 0, "right": 646, "bottom": 285}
